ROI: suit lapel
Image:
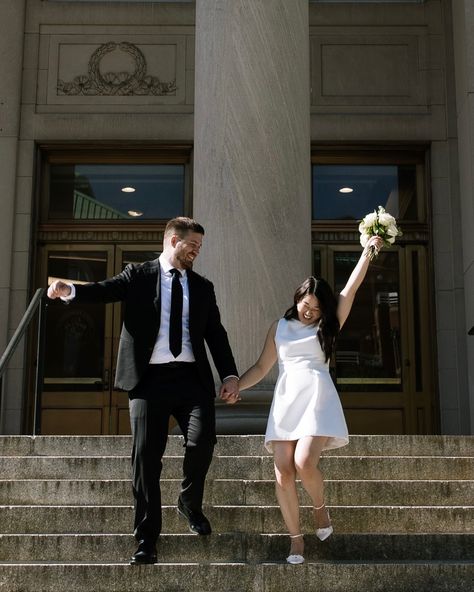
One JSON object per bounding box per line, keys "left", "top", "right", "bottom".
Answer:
{"left": 152, "top": 259, "right": 161, "bottom": 319}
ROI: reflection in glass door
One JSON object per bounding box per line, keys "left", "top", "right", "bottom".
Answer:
{"left": 39, "top": 244, "right": 161, "bottom": 435}
{"left": 333, "top": 251, "right": 402, "bottom": 392}
{"left": 314, "top": 245, "right": 433, "bottom": 434}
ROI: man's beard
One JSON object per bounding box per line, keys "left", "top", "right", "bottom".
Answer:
{"left": 176, "top": 252, "right": 193, "bottom": 270}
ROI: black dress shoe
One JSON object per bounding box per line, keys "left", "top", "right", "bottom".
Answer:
{"left": 130, "top": 540, "right": 157, "bottom": 565}
{"left": 177, "top": 497, "right": 212, "bottom": 535}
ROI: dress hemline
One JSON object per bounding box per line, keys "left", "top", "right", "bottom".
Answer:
{"left": 264, "top": 434, "right": 349, "bottom": 454}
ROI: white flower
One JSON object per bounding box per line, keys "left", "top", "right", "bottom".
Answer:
{"left": 359, "top": 205, "right": 401, "bottom": 259}
{"left": 379, "top": 211, "right": 395, "bottom": 226}
{"left": 386, "top": 224, "right": 399, "bottom": 237}
{"left": 361, "top": 212, "right": 377, "bottom": 227}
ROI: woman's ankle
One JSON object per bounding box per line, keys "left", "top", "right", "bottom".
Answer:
{"left": 289, "top": 533, "right": 304, "bottom": 555}
{"left": 313, "top": 505, "right": 331, "bottom": 529}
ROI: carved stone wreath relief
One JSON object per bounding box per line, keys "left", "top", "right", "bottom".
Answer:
{"left": 57, "top": 41, "right": 177, "bottom": 96}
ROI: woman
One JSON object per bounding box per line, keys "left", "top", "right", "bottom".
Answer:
{"left": 238, "top": 236, "right": 383, "bottom": 564}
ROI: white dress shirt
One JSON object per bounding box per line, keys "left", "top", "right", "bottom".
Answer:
{"left": 149, "top": 254, "right": 195, "bottom": 363}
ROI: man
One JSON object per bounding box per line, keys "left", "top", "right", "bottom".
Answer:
{"left": 47, "top": 217, "right": 240, "bottom": 564}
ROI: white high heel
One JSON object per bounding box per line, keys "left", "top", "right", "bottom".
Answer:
{"left": 314, "top": 503, "right": 333, "bottom": 541}
{"left": 286, "top": 533, "right": 304, "bottom": 564}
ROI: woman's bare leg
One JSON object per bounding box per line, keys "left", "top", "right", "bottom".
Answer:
{"left": 294, "top": 436, "right": 331, "bottom": 529}
{"left": 272, "top": 440, "right": 304, "bottom": 556}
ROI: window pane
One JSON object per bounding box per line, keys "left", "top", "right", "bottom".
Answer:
{"left": 311, "top": 1, "right": 424, "bottom": 3}
{"left": 48, "top": 1, "right": 193, "bottom": 3}
{"left": 334, "top": 250, "right": 402, "bottom": 391}
{"left": 312, "top": 164, "right": 417, "bottom": 221}
{"left": 44, "top": 251, "right": 107, "bottom": 391}
{"left": 313, "top": 250, "right": 322, "bottom": 277}
{"left": 48, "top": 164, "right": 185, "bottom": 221}
{"left": 121, "top": 251, "right": 161, "bottom": 268}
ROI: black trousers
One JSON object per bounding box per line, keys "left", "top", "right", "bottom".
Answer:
{"left": 128, "top": 363, "right": 216, "bottom": 545}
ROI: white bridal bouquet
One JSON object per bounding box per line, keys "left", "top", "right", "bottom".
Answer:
{"left": 359, "top": 205, "right": 402, "bottom": 260}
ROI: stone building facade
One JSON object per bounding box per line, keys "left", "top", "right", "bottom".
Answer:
{"left": 0, "top": 0, "right": 472, "bottom": 436}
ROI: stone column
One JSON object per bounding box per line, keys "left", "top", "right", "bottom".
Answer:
{"left": 452, "top": 0, "right": 474, "bottom": 434}
{"left": 193, "top": 0, "right": 311, "bottom": 428}
{"left": 0, "top": 1, "right": 26, "bottom": 433}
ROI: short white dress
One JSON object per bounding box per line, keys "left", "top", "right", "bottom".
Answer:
{"left": 264, "top": 318, "right": 349, "bottom": 453}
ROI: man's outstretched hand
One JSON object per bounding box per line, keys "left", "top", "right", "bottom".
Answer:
{"left": 219, "top": 377, "right": 241, "bottom": 405}
{"left": 47, "top": 280, "right": 72, "bottom": 299}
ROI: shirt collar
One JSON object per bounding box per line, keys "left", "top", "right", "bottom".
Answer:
{"left": 159, "top": 253, "right": 186, "bottom": 277}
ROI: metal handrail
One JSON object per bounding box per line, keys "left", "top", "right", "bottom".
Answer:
{"left": 0, "top": 288, "right": 48, "bottom": 434}
{"left": 0, "top": 289, "right": 45, "bottom": 377}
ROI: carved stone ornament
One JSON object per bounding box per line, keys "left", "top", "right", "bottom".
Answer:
{"left": 57, "top": 41, "right": 177, "bottom": 96}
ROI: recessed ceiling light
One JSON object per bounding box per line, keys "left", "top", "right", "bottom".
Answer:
{"left": 121, "top": 186, "right": 136, "bottom": 193}
{"left": 128, "top": 210, "right": 143, "bottom": 217}
{"left": 339, "top": 187, "right": 353, "bottom": 194}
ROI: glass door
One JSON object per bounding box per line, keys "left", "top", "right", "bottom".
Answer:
{"left": 38, "top": 243, "right": 161, "bottom": 434}
{"left": 314, "top": 244, "right": 434, "bottom": 434}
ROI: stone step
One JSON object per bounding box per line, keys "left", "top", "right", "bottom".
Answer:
{"left": 1, "top": 478, "right": 472, "bottom": 507}
{"left": 1, "top": 435, "right": 471, "bottom": 592}
{"left": 0, "top": 435, "right": 472, "bottom": 457}
{"left": 0, "top": 562, "right": 472, "bottom": 592}
{"left": 0, "top": 505, "right": 471, "bottom": 534}
{"left": 0, "top": 455, "right": 471, "bottom": 480}
{"left": 0, "top": 533, "right": 472, "bottom": 563}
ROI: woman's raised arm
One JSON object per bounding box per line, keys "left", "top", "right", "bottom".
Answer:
{"left": 337, "top": 236, "right": 384, "bottom": 329}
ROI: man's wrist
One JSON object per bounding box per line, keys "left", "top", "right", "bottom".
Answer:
{"left": 60, "top": 283, "right": 75, "bottom": 301}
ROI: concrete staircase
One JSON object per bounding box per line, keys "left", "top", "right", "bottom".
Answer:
{"left": 0, "top": 435, "right": 472, "bottom": 591}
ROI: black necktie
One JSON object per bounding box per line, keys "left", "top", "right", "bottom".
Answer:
{"left": 169, "top": 268, "right": 183, "bottom": 358}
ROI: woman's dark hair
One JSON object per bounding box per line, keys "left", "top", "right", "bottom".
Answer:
{"left": 284, "top": 276, "right": 339, "bottom": 362}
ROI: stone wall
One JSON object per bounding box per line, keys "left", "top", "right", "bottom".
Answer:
{"left": 0, "top": 0, "right": 471, "bottom": 434}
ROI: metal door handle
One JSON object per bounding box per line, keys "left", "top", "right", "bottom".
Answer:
{"left": 103, "top": 368, "right": 110, "bottom": 390}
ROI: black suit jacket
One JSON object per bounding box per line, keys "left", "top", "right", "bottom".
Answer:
{"left": 73, "top": 259, "right": 238, "bottom": 393}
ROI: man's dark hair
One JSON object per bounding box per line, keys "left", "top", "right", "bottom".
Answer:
{"left": 164, "top": 217, "right": 205, "bottom": 238}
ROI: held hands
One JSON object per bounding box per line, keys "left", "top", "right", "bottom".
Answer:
{"left": 47, "top": 280, "right": 72, "bottom": 300}
{"left": 219, "top": 376, "right": 241, "bottom": 405}
{"left": 363, "top": 235, "right": 384, "bottom": 259}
